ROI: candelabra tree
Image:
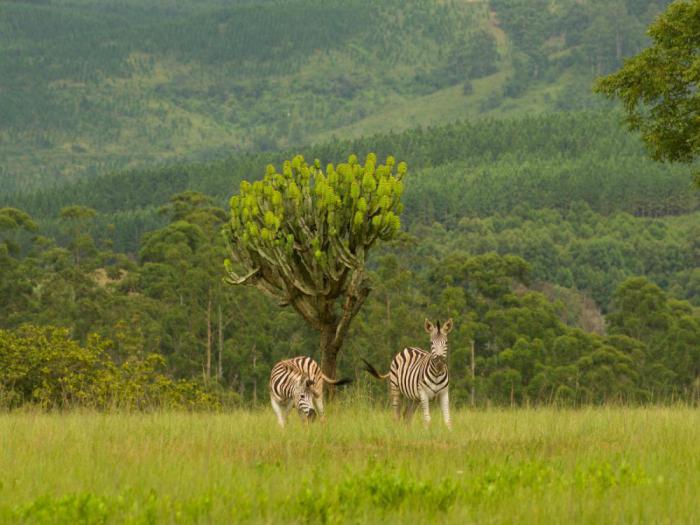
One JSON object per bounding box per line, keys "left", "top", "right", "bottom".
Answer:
{"left": 223, "top": 153, "right": 407, "bottom": 379}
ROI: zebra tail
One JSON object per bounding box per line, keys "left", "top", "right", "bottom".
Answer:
{"left": 361, "top": 358, "right": 390, "bottom": 380}
{"left": 321, "top": 374, "right": 354, "bottom": 387}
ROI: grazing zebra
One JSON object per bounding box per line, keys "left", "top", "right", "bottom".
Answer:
{"left": 362, "top": 319, "right": 454, "bottom": 429}
{"left": 269, "top": 356, "right": 352, "bottom": 427}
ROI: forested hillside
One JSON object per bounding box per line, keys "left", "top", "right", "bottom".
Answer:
{"left": 6, "top": 111, "right": 697, "bottom": 250}
{"left": 2, "top": 150, "right": 698, "bottom": 407}
{"left": 2, "top": 0, "right": 698, "bottom": 408}
{"left": 1, "top": 0, "right": 671, "bottom": 193}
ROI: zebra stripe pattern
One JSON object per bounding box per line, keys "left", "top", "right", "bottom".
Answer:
{"left": 269, "top": 356, "right": 352, "bottom": 428}
{"left": 363, "top": 318, "right": 453, "bottom": 428}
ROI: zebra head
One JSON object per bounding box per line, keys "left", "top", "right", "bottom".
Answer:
{"left": 294, "top": 375, "right": 317, "bottom": 420}
{"left": 425, "top": 318, "right": 454, "bottom": 364}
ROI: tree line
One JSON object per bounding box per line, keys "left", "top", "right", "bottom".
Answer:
{"left": 5, "top": 111, "right": 698, "bottom": 255}
{"left": 2, "top": 180, "right": 698, "bottom": 408}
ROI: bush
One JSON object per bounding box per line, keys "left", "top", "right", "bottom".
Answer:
{"left": 0, "top": 325, "right": 219, "bottom": 410}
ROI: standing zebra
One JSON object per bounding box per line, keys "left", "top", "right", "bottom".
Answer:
{"left": 269, "top": 356, "right": 352, "bottom": 428}
{"left": 362, "top": 319, "right": 453, "bottom": 429}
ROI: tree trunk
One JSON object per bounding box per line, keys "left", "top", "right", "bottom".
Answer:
{"left": 287, "top": 272, "right": 370, "bottom": 396}
{"left": 252, "top": 350, "right": 258, "bottom": 406}
{"left": 205, "top": 291, "right": 212, "bottom": 382}
{"left": 319, "top": 323, "right": 340, "bottom": 377}
{"left": 217, "top": 302, "right": 223, "bottom": 382}
{"left": 319, "top": 322, "right": 343, "bottom": 399}
{"left": 470, "top": 340, "right": 476, "bottom": 407}
{"left": 318, "top": 275, "right": 369, "bottom": 380}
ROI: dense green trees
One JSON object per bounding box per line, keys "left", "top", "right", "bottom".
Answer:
{"left": 608, "top": 277, "right": 700, "bottom": 395}
{"left": 1, "top": 0, "right": 696, "bottom": 410}
{"left": 596, "top": 0, "right": 700, "bottom": 185}
{"left": 491, "top": 0, "right": 669, "bottom": 98}
{"left": 0, "top": 208, "right": 38, "bottom": 325}
{"left": 5, "top": 111, "right": 697, "bottom": 255}
{"left": 346, "top": 243, "right": 698, "bottom": 406}
{"left": 2, "top": 108, "right": 698, "bottom": 409}
{"left": 138, "top": 192, "right": 230, "bottom": 382}
{"left": 0, "top": 194, "right": 698, "bottom": 408}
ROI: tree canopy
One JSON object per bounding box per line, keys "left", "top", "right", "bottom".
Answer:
{"left": 596, "top": 0, "right": 700, "bottom": 185}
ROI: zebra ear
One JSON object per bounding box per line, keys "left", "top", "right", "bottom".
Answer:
{"left": 424, "top": 318, "right": 435, "bottom": 334}
{"left": 441, "top": 318, "right": 454, "bottom": 334}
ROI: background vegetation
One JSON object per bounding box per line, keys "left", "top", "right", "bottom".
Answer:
{"left": 1, "top": 0, "right": 698, "bottom": 409}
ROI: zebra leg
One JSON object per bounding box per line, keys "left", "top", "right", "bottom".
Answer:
{"left": 438, "top": 389, "right": 452, "bottom": 430}
{"left": 419, "top": 389, "right": 431, "bottom": 426}
{"left": 285, "top": 399, "right": 302, "bottom": 424}
{"left": 314, "top": 394, "right": 326, "bottom": 422}
{"left": 403, "top": 400, "right": 418, "bottom": 422}
{"left": 271, "top": 398, "right": 287, "bottom": 428}
{"left": 390, "top": 383, "right": 401, "bottom": 421}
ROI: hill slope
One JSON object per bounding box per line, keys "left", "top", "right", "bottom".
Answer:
{"left": 1, "top": 0, "right": 670, "bottom": 193}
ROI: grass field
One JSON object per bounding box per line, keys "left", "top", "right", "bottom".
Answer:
{"left": 1, "top": 405, "right": 699, "bottom": 524}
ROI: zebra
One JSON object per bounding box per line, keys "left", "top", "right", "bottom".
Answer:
{"left": 269, "top": 356, "right": 352, "bottom": 427}
{"left": 362, "top": 318, "right": 454, "bottom": 429}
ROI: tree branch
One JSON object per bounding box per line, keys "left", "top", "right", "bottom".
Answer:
{"left": 332, "top": 269, "right": 371, "bottom": 349}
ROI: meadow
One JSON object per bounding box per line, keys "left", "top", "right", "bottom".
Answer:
{"left": 1, "top": 404, "right": 698, "bottom": 524}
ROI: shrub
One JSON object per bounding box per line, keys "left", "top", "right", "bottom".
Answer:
{"left": 0, "top": 325, "right": 219, "bottom": 410}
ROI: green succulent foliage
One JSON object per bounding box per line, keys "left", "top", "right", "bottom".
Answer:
{"left": 224, "top": 153, "right": 406, "bottom": 299}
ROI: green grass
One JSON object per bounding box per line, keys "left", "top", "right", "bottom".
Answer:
{"left": 1, "top": 405, "right": 698, "bottom": 524}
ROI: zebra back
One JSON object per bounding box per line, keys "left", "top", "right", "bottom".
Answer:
{"left": 270, "top": 359, "right": 309, "bottom": 398}
{"left": 280, "top": 357, "right": 323, "bottom": 397}
{"left": 269, "top": 359, "right": 316, "bottom": 417}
